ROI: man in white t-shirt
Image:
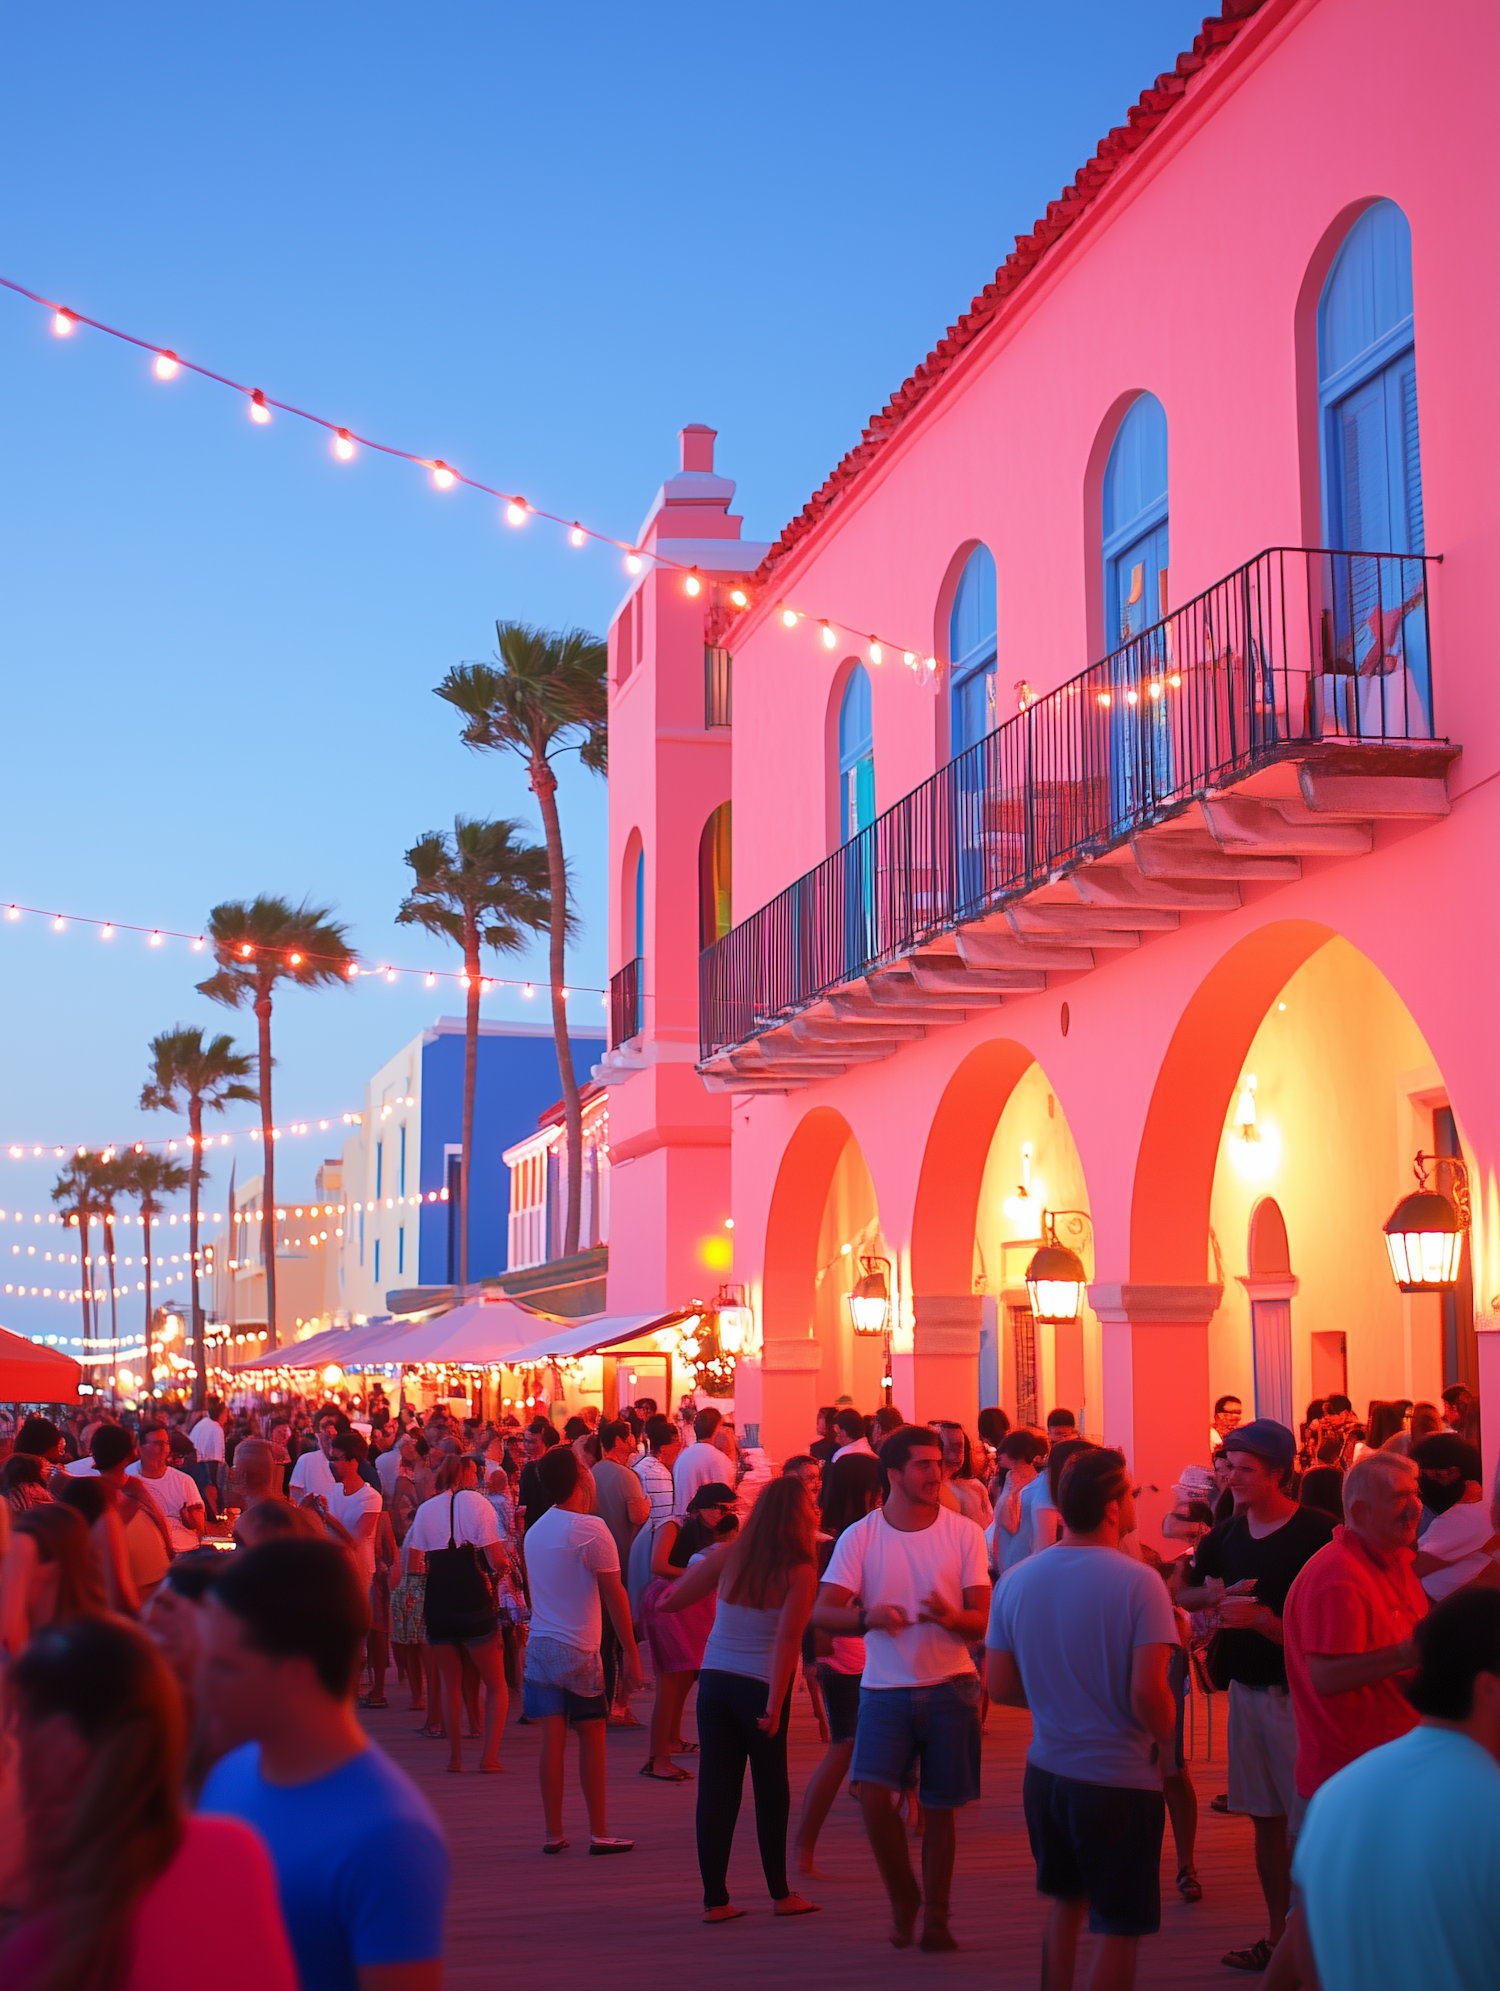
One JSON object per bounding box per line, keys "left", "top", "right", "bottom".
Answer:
{"left": 672, "top": 1407, "right": 729, "bottom": 1514}
{"left": 1413, "top": 1436, "right": 1496, "bottom": 1600}
{"left": 126, "top": 1422, "right": 207, "bottom": 1552}
{"left": 986, "top": 1446, "right": 1178, "bottom": 1991}
{"left": 374, "top": 1430, "right": 408, "bottom": 1501}
{"left": 831, "top": 1406, "right": 876, "bottom": 1461}
{"left": 288, "top": 1411, "right": 345, "bottom": 1503}
{"left": 815, "top": 1424, "right": 991, "bottom": 1953}
{"left": 189, "top": 1398, "right": 228, "bottom": 1464}
{"left": 305, "top": 1432, "right": 382, "bottom": 1590}
{"left": 521, "top": 1443, "right": 641, "bottom": 1855}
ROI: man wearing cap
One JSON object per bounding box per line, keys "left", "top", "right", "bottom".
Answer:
{"left": 1177, "top": 1418, "right": 1334, "bottom": 1975}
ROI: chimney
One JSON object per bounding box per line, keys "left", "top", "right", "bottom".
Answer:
{"left": 679, "top": 424, "right": 716, "bottom": 473}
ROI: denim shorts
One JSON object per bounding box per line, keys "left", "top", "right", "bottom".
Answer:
{"left": 521, "top": 1678, "right": 608, "bottom": 1725}
{"left": 850, "top": 1674, "right": 982, "bottom": 1810}
{"left": 1022, "top": 1764, "right": 1165, "bottom": 1937}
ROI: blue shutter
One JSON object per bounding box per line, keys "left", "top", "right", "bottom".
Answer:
{"left": 1399, "top": 357, "right": 1424, "bottom": 555}
{"left": 633, "top": 851, "right": 645, "bottom": 960}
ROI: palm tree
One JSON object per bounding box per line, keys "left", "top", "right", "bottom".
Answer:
{"left": 50, "top": 1154, "right": 102, "bottom": 1350}
{"left": 120, "top": 1148, "right": 189, "bottom": 1400}
{"left": 141, "top": 1026, "right": 256, "bottom": 1406}
{"left": 397, "top": 817, "right": 555, "bottom": 1290}
{"left": 436, "top": 622, "right": 607, "bottom": 1258}
{"left": 198, "top": 898, "right": 356, "bottom": 1352}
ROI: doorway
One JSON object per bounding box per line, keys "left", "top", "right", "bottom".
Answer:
{"left": 1244, "top": 1196, "right": 1296, "bottom": 1430}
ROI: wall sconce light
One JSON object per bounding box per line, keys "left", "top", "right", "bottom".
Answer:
{"left": 1233, "top": 1075, "right": 1259, "bottom": 1142}
{"left": 714, "top": 1283, "right": 754, "bottom": 1356}
{"left": 848, "top": 1257, "right": 891, "bottom": 1337}
{"left": 1003, "top": 1142, "right": 1037, "bottom": 1223}
{"left": 1024, "top": 1210, "right": 1091, "bottom": 1324}
{"left": 1383, "top": 1153, "right": 1469, "bottom": 1292}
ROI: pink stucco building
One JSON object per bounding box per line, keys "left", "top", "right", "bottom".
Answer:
{"left": 596, "top": 0, "right": 1500, "bottom": 1527}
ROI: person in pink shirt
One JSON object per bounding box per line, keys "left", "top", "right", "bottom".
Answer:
{"left": 0, "top": 1614, "right": 296, "bottom": 1991}
{"left": 1282, "top": 1450, "right": 1429, "bottom": 1798}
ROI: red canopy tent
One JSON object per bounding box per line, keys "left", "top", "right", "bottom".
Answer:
{"left": 0, "top": 1325, "right": 83, "bottom": 1404}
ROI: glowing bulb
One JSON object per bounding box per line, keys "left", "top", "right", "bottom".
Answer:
{"left": 781, "top": 607, "right": 798, "bottom": 629}
{"left": 480, "top": 978, "right": 492, "bottom": 993}
{"left": 625, "top": 552, "right": 642, "bottom": 574}
{"left": 730, "top": 588, "right": 747, "bottom": 608}
{"left": 346, "top": 961, "right": 359, "bottom": 978}
{"left": 52, "top": 916, "right": 65, "bottom": 932}
{"left": 249, "top": 390, "right": 271, "bottom": 424}
{"left": 4, "top": 906, "right": 14, "bottom": 920}
{"left": 287, "top": 951, "right": 302, "bottom": 966}
{"left": 239, "top": 942, "right": 253, "bottom": 957}
{"left": 191, "top": 936, "right": 204, "bottom": 951}
{"left": 385, "top": 969, "right": 396, "bottom": 984}
{"left": 1126, "top": 688, "right": 1139, "bottom": 706}
{"left": 1096, "top": 690, "right": 1112, "bottom": 708}
{"left": 869, "top": 639, "right": 883, "bottom": 665}
{"left": 904, "top": 651, "right": 916, "bottom": 668}
{"left": 431, "top": 461, "right": 456, "bottom": 489}
{"left": 569, "top": 522, "right": 585, "bottom": 547}
{"left": 100, "top": 923, "right": 114, "bottom": 940}
{"left": 505, "top": 498, "right": 528, "bottom": 526}
{"left": 819, "top": 620, "right": 836, "bottom": 649}
{"left": 424, "top": 972, "right": 436, "bottom": 988}
{"left": 561, "top": 986, "right": 570, "bottom": 1000}
{"left": 52, "top": 309, "right": 76, "bottom": 337}
{"left": 333, "top": 429, "right": 355, "bottom": 461}
{"left": 148, "top": 930, "right": 162, "bottom": 947}
{"left": 523, "top": 983, "right": 534, "bottom": 998}
{"left": 1148, "top": 680, "right": 1162, "bottom": 700}
{"left": 1170, "top": 672, "right": 1182, "bottom": 688}
{"left": 685, "top": 569, "right": 701, "bottom": 597}
{"left": 153, "top": 350, "right": 180, "bottom": 380}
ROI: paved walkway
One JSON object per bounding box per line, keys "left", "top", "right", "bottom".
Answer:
{"left": 364, "top": 1676, "right": 1268, "bottom": 1989}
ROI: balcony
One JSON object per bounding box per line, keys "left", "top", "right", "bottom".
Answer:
{"left": 611, "top": 955, "right": 644, "bottom": 1049}
{"left": 699, "top": 547, "right": 1456, "bottom": 1089}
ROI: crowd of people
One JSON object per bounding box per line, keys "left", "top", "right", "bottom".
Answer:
{"left": 0, "top": 1378, "right": 1496, "bottom": 1989}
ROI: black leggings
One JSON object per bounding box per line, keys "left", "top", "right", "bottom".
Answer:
{"left": 694, "top": 1668, "right": 792, "bottom": 1907}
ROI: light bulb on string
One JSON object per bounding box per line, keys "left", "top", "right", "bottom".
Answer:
{"left": 624, "top": 552, "right": 642, "bottom": 574}
{"left": 52, "top": 917, "right": 64, "bottom": 932}
{"left": 249, "top": 390, "right": 271, "bottom": 425}
{"left": 505, "top": 498, "right": 528, "bottom": 526}
{"left": 903, "top": 651, "right": 916, "bottom": 668}
{"left": 569, "top": 523, "right": 585, "bottom": 547}
{"left": 100, "top": 924, "right": 114, "bottom": 940}
{"left": 239, "top": 943, "right": 253, "bottom": 957}
{"left": 333, "top": 429, "right": 355, "bottom": 461}
{"left": 780, "top": 607, "right": 799, "bottom": 629}
{"left": 424, "top": 972, "right": 436, "bottom": 989}
{"left": 869, "top": 639, "right": 883, "bottom": 665}
{"left": 819, "top": 620, "right": 836, "bottom": 649}
{"left": 153, "top": 351, "right": 179, "bottom": 380}
{"left": 148, "top": 930, "right": 162, "bottom": 947}
{"left": 3, "top": 907, "right": 14, "bottom": 921}
{"left": 384, "top": 969, "right": 396, "bottom": 984}
{"left": 730, "top": 588, "right": 747, "bottom": 609}
{"left": 192, "top": 936, "right": 204, "bottom": 951}
{"left": 430, "top": 460, "right": 456, "bottom": 490}
{"left": 685, "top": 569, "right": 701, "bottom": 597}
{"left": 52, "top": 310, "right": 76, "bottom": 337}
{"left": 345, "top": 961, "right": 359, "bottom": 978}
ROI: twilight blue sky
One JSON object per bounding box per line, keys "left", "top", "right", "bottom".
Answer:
{"left": 0, "top": 1, "right": 1207, "bottom": 1333}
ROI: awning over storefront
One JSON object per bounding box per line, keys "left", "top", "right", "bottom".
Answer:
{"left": 497, "top": 1309, "right": 697, "bottom": 1369}
{"left": 228, "top": 1317, "right": 401, "bottom": 1375}
{"left": 347, "top": 1297, "right": 550, "bottom": 1368}
{"left": 0, "top": 1326, "right": 83, "bottom": 1403}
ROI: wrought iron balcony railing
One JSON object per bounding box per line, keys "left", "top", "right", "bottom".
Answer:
{"left": 610, "top": 954, "right": 644, "bottom": 1048}
{"left": 700, "top": 546, "right": 1438, "bottom": 1061}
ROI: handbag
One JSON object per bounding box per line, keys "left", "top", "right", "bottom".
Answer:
{"left": 422, "top": 1492, "right": 499, "bottom": 1643}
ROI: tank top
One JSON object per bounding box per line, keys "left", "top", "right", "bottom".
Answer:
{"left": 701, "top": 1599, "right": 783, "bottom": 1680}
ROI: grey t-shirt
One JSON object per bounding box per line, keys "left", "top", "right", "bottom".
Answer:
{"left": 592, "top": 1458, "right": 642, "bottom": 1570}
{"left": 986, "top": 1545, "right": 1177, "bottom": 1790}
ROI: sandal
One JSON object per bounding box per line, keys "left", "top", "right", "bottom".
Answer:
{"left": 1221, "top": 1937, "right": 1275, "bottom": 1972}
{"left": 357, "top": 1695, "right": 390, "bottom": 1709}
{"left": 672, "top": 1739, "right": 699, "bottom": 1754}
{"left": 639, "top": 1759, "right": 692, "bottom": 1782}
{"left": 1176, "top": 1866, "right": 1203, "bottom": 1903}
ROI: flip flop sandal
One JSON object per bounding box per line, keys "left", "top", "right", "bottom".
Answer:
{"left": 588, "top": 1837, "right": 635, "bottom": 1856}
{"left": 542, "top": 1838, "right": 570, "bottom": 1856}
{"left": 638, "top": 1761, "right": 692, "bottom": 1781}
{"left": 1176, "top": 1866, "right": 1203, "bottom": 1903}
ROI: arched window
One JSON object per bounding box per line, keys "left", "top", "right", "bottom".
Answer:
{"left": 949, "top": 545, "right": 997, "bottom": 755}
{"left": 1102, "top": 392, "right": 1169, "bottom": 650}
{"left": 699, "top": 803, "right": 732, "bottom": 949}
{"left": 838, "top": 665, "right": 874, "bottom": 844}
{"left": 1319, "top": 201, "right": 1421, "bottom": 555}
{"left": 633, "top": 848, "right": 646, "bottom": 961}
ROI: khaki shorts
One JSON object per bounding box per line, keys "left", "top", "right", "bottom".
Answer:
{"left": 1227, "top": 1681, "right": 1306, "bottom": 1834}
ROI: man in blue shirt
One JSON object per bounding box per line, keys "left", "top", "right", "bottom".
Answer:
{"left": 199, "top": 1537, "right": 449, "bottom": 1991}
{"left": 1290, "top": 1586, "right": 1500, "bottom": 1991}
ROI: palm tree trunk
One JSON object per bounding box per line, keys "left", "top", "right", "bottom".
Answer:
{"left": 256, "top": 989, "right": 278, "bottom": 1348}
{"left": 78, "top": 1209, "right": 91, "bottom": 1345}
{"left": 106, "top": 1207, "right": 119, "bottom": 1344}
{"left": 189, "top": 1099, "right": 206, "bottom": 1408}
{"left": 531, "top": 751, "right": 583, "bottom": 1258}
{"left": 461, "top": 910, "right": 479, "bottom": 1292}
{"left": 144, "top": 1219, "right": 155, "bottom": 1394}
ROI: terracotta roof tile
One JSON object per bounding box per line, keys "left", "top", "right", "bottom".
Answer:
{"left": 748, "top": 0, "right": 1269, "bottom": 590}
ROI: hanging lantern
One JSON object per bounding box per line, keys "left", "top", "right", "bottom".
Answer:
{"left": 848, "top": 1259, "right": 890, "bottom": 1337}
{"left": 1383, "top": 1189, "right": 1465, "bottom": 1292}
{"left": 1025, "top": 1242, "right": 1087, "bottom": 1324}
{"left": 714, "top": 1285, "right": 754, "bottom": 1356}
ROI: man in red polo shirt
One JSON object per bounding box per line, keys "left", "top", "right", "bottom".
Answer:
{"left": 1282, "top": 1450, "right": 1428, "bottom": 1799}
